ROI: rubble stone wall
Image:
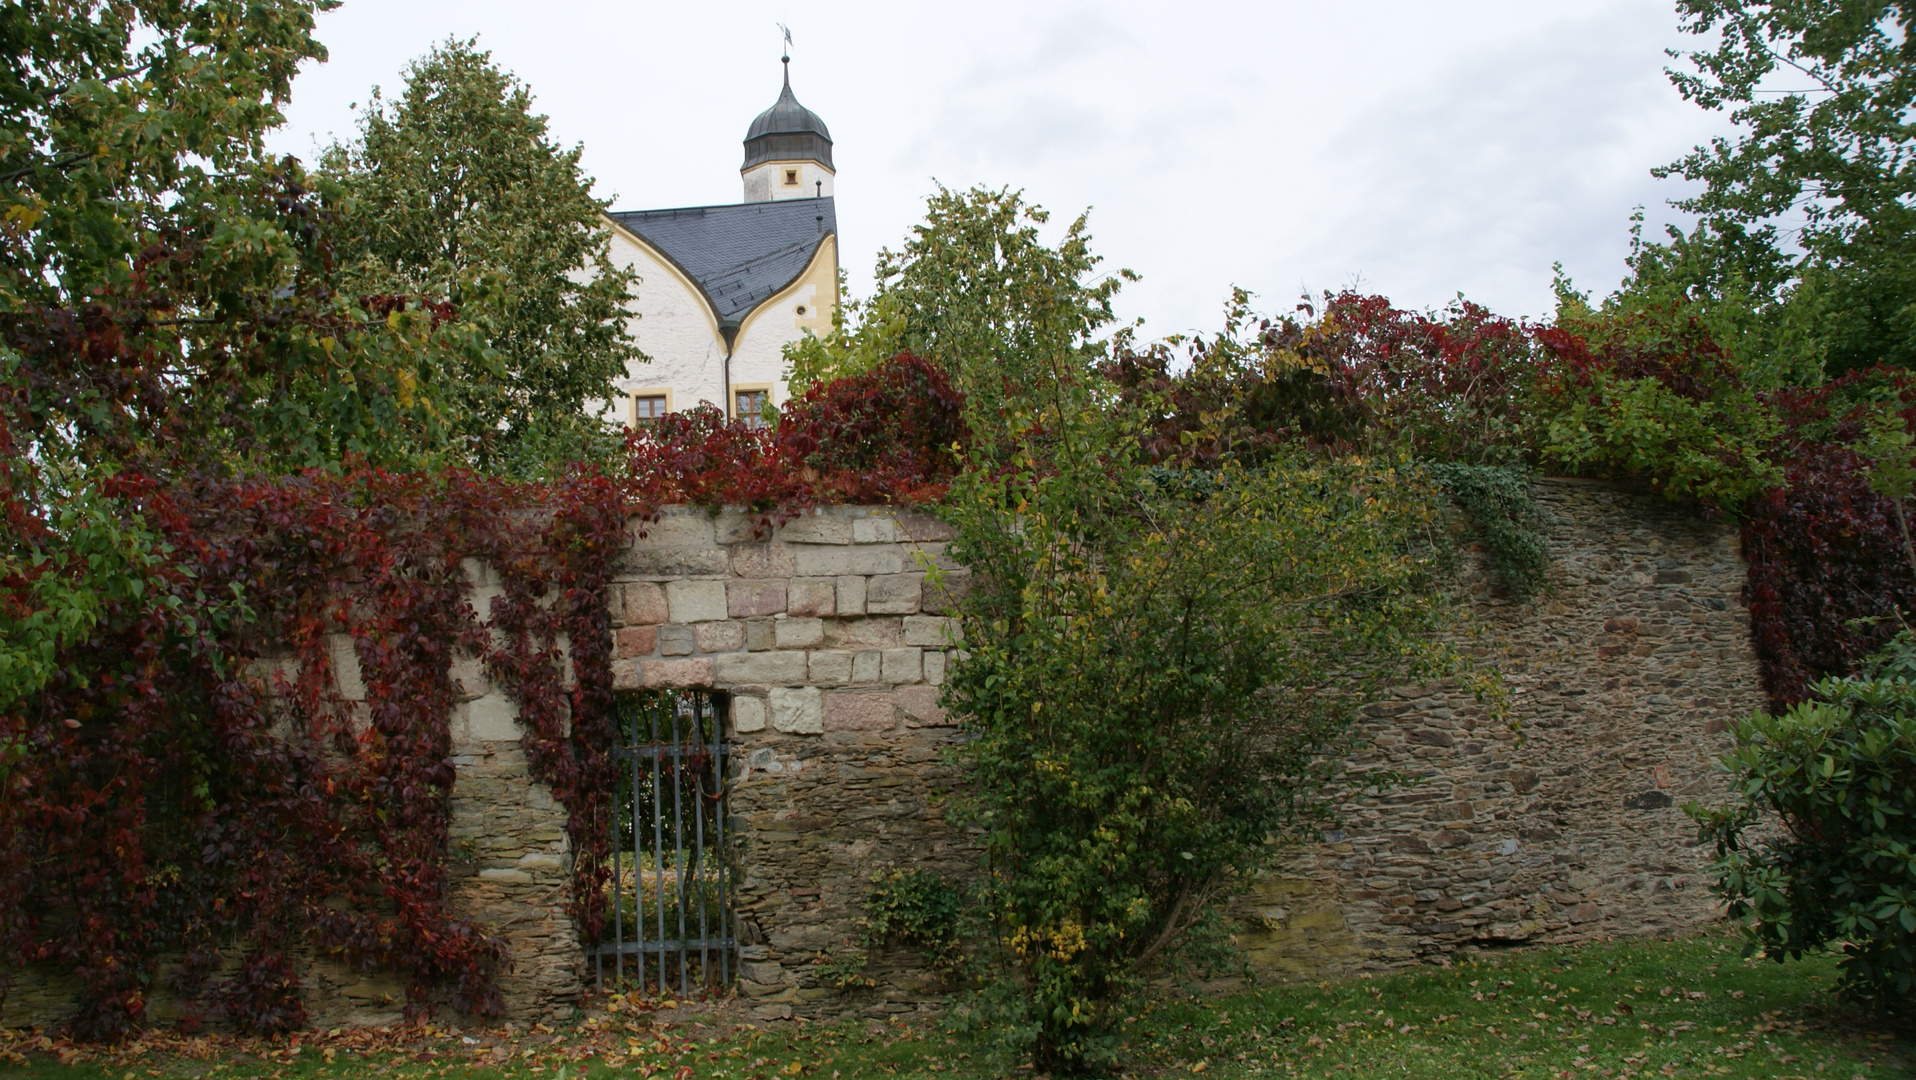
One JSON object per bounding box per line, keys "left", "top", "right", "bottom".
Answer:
{"left": 1230, "top": 479, "right": 1765, "bottom": 974}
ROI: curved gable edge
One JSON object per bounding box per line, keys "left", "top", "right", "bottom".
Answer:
{"left": 734, "top": 230, "right": 839, "bottom": 349}
{"left": 601, "top": 213, "right": 726, "bottom": 344}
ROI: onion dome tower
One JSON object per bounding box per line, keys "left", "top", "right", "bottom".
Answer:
{"left": 741, "top": 54, "right": 834, "bottom": 203}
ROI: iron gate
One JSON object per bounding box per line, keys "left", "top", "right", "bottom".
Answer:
{"left": 588, "top": 689, "right": 735, "bottom": 993}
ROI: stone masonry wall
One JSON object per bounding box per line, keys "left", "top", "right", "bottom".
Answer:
{"left": 1229, "top": 479, "right": 1765, "bottom": 975}
{"left": 3, "top": 483, "right": 1767, "bottom": 1030}
{"left": 605, "top": 506, "right": 972, "bottom": 1021}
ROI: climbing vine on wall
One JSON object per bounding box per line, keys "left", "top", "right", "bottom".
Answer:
{"left": 0, "top": 354, "right": 961, "bottom": 1038}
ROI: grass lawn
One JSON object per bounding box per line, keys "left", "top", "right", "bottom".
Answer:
{"left": 3, "top": 933, "right": 1910, "bottom": 1079}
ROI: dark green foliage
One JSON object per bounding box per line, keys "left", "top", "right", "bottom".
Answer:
{"left": 863, "top": 869, "right": 965, "bottom": 972}
{"left": 322, "top": 39, "right": 641, "bottom": 473}
{"left": 1430, "top": 463, "right": 1551, "bottom": 601}
{"left": 1691, "top": 630, "right": 1916, "bottom": 1001}
{"left": 1617, "top": 0, "right": 1916, "bottom": 380}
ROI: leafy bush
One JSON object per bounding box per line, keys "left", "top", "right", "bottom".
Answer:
{"left": 946, "top": 448, "right": 1466, "bottom": 1071}
{"left": 1690, "top": 632, "right": 1916, "bottom": 1001}
{"left": 863, "top": 869, "right": 965, "bottom": 973}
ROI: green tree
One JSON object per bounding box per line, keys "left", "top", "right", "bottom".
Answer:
{"left": 323, "top": 38, "right": 641, "bottom": 473}
{"left": 784, "top": 185, "right": 1133, "bottom": 449}
{"left": 1630, "top": 0, "right": 1916, "bottom": 377}
{"left": 1, "top": 1, "right": 485, "bottom": 708}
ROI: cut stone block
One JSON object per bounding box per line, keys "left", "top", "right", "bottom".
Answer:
{"left": 793, "top": 546, "right": 902, "bottom": 577}
{"left": 715, "top": 650, "right": 809, "bottom": 685}
{"left": 824, "top": 692, "right": 896, "bottom": 731}
{"left": 667, "top": 579, "right": 728, "bottom": 623}
{"left": 695, "top": 621, "right": 746, "bottom": 652}
{"left": 808, "top": 651, "right": 853, "bottom": 686}
{"left": 867, "top": 574, "right": 924, "bottom": 615}
{"left": 835, "top": 575, "right": 867, "bottom": 616}
{"left": 774, "top": 617, "right": 825, "bottom": 649}
{"left": 642, "top": 657, "right": 715, "bottom": 689}
{"left": 623, "top": 581, "right": 668, "bottom": 626}
{"left": 881, "top": 647, "right": 922, "bottom": 684}
{"left": 897, "top": 684, "right": 949, "bottom": 726}
{"left": 788, "top": 578, "right": 835, "bottom": 617}
{"left": 729, "top": 579, "right": 788, "bottom": 618}
{"left": 615, "top": 626, "right": 657, "bottom": 658}
{"left": 770, "top": 687, "right": 823, "bottom": 734}
{"left": 732, "top": 695, "right": 768, "bottom": 733}
{"left": 731, "top": 543, "right": 796, "bottom": 579}
{"left": 659, "top": 624, "right": 695, "bottom": 656}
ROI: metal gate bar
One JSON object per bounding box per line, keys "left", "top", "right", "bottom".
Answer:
{"left": 588, "top": 689, "right": 734, "bottom": 994}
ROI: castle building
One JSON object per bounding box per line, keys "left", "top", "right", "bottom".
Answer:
{"left": 599, "top": 57, "right": 839, "bottom": 426}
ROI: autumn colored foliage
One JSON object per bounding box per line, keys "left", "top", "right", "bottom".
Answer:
{"left": 0, "top": 355, "right": 960, "bottom": 1037}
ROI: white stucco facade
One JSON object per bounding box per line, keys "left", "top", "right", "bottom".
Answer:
{"left": 596, "top": 220, "right": 837, "bottom": 425}
{"left": 742, "top": 159, "right": 835, "bottom": 203}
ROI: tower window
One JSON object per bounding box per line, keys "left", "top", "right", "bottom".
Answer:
{"left": 735, "top": 389, "right": 769, "bottom": 427}
{"left": 632, "top": 394, "right": 668, "bottom": 425}
{"left": 783, "top": 169, "right": 799, "bottom": 185}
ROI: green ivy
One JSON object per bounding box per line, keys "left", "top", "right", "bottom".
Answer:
{"left": 863, "top": 869, "right": 966, "bottom": 973}
{"left": 1430, "top": 463, "right": 1551, "bottom": 602}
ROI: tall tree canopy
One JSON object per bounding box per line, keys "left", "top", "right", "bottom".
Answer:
{"left": 1613, "top": 0, "right": 1916, "bottom": 378}
{"left": 784, "top": 185, "right": 1133, "bottom": 449}
{"left": 322, "top": 39, "right": 641, "bottom": 472}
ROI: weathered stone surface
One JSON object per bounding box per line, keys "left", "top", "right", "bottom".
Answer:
{"left": 880, "top": 648, "right": 922, "bottom": 684}
{"left": 808, "top": 651, "right": 853, "bottom": 686}
{"left": 729, "top": 579, "right": 788, "bottom": 618}
{"left": 734, "top": 695, "right": 768, "bottom": 733}
{"left": 924, "top": 650, "right": 948, "bottom": 686}
{"left": 852, "top": 517, "right": 898, "bottom": 544}
{"left": 896, "top": 685, "right": 948, "bottom": 726}
{"left": 901, "top": 616, "right": 951, "bottom": 648}
{"left": 716, "top": 651, "right": 809, "bottom": 686}
{"left": 793, "top": 545, "right": 902, "bottom": 578}
{"left": 467, "top": 694, "right": 522, "bottom": 741}
{"left": 1230, "top": 478, "right": 1763, "bottom": 979}
{"left": 775, "top": 617, "right": 825, "bottom": 649}
{"left": 616, "top": 626, "right": 657, "bottom": 658}
{"left": 788, "top": 578, "right": 835, "bottom": 617}
{"left": 867, "top": 574, "right": 924, "bottom": 615}
{"left": 824, "top": 692, "right": 896, "bottom": 731}
{"left": 623, "top": 581, "right": 668, "bottom": 626}
{"left": 770, "top": 687, "right": 824, "bottom": 733}
{"left": 667, "top": 580, "right": 728, "bottom": 624}
{"left": 659, "top": 624, "right": 695, "bottom": 656}
{"left": 695, "top": 621, "right": 746, "bottom": 653}
{"left": 777, "top": 513, "right": 853, "bottom": 545}
{"left": 642, "top": 657, "right": 715, "bottom": 688}
{"left": 732, "top": 543, "right": 797, "bottom": 579}
{"left": 835, "top": 576, "right": 867, "bottom": 616}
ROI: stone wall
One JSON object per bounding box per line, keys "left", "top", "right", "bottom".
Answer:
{"left": 605, "top": 506, "right": 972, "bottom": 1020}
{"left": 1231, "top": 479, "right": 1764, "bottom": 974}
{"left": 3, "top": 482, "right": 1768, "bottom": 1030}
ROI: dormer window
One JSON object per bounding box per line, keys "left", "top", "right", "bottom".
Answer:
{"left": 783, "top": 169, "right": 799, "bottom": 186}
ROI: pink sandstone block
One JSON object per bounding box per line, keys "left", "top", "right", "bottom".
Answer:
{"left": 615, "top": 626, "right": 657, "bottom": 659}
{"left": 642, "top": 657, "right": 715, "bottom": 689}
{"left": 623, "top": 581, "right": 668, "bottom": 626}
{"left": 824, "top": 692, "right": 897, "bottom": 732}
{"left": 728, "top": 579, "right": 788, "bottom": 618}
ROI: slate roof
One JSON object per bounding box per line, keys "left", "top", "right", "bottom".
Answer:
{"left": 608, "top": 198, "right": 836, "bottom": 327}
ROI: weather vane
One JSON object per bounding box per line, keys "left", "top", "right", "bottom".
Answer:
{"left": 777, "top": 23, "right": 793, "bottom": 64}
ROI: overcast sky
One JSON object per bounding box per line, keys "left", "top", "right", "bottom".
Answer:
{"left": 264, "top": 0, "right": 1730, "bottom": 341}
